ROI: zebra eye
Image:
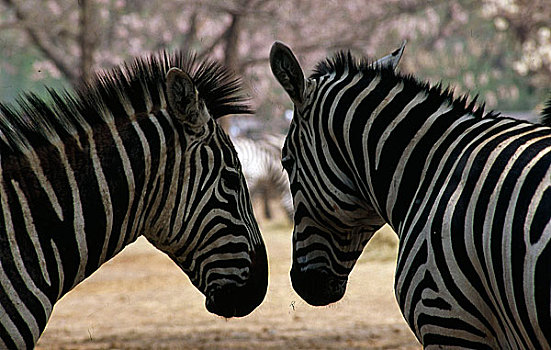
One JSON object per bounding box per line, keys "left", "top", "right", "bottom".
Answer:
{"left": 281, "top": 155, "right": 294, "bottom": 172}
{"left": 222, "top": 168, "right": 241, "bottom": 190}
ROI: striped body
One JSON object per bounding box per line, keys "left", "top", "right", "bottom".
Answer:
{"left": 0, "top": 52, "right": 267, "bottom": 348}
{"left": 232, "top": 135, "right": 293, "bottom": 220}
{"left": 271, "top": 42, "right": 551, "bottom": 348}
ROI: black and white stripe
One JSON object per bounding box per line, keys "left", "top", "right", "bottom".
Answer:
{"left": 0, "top": 51, "right": 267, "bottom": 349}
{"left": 232, "top": 134, "right": 293, "bottom": 221}
{"left": 271, "top": 41, "right": 551, "bottom": 348}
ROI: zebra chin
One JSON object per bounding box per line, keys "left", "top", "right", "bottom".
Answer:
{"left": 205, "top": 244, "right": 268, "bottom": 318}
{"left": 290, "top": 266, "right": 347, "bottom": 306}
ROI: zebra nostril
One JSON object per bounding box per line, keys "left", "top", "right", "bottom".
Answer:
{"left": 329, "top": 278, "right": 344, "bottom": 294}
{"left": 205, "top": 286, "right": 238, "bottom": 318}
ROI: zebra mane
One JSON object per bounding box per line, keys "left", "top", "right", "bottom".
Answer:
{"left": 312, "top": 50, "right": 498, "bottom": 120}
{"left": 0, "top": 50, "right": 252, "bottom": 153}
{"left": 540, "top": 96, "right": 551, "bottom": 127}
{"left": 312, "top": 50, "right": 377, "bottom": 78}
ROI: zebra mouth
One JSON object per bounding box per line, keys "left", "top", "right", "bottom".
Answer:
{"left": 205, "top": 285, "right": 240, "bottom": 318}
{"left": 290, "top": 266, "right": 347, "bottom": 306}
{"left": 205, "top": 243, "right": 268, "bottom": 318}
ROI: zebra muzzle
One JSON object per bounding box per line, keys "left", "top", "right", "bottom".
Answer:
{"left": 290, "top": 266, "right": 347, "bottom": 306}
{"left": 205, "top": 243, "right": 268, "bottom": 318}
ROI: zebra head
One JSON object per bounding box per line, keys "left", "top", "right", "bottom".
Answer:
{"left": 270, "top": 42, "right": 404, "bottom": 306}
{"left": 146, "top": 65, "right": 267, "bottom": 318}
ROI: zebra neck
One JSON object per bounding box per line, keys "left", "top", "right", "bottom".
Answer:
{"left": 84, "top": 109, "right": 184, "bottom": 269}
{"left": 356, "top": 97, "right": 478, "bottom": 235}
{"left": 0, "top": 108, "right": 179, "bottom": 303}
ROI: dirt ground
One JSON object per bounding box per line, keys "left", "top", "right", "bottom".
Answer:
{"left": 35, "top": 207, "right": 420, "bottom": 350}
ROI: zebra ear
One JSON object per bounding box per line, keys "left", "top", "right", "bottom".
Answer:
{"left": 373, "top": 40, "right": 407, "bottom": 71}
{"left": 166, "top": 67, "right": 209, "bottom": 127}
{"left": 270, "top": 41, "right": 305, "bottom": 105}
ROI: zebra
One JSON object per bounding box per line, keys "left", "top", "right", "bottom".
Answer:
{"left": 231, "top": 134, "right": 293, "bottom": 221}
{"left": 0, "top": 50, "right": 268, "bottom": 349}
{"left": 270, "top": 40, "right": 551, "bottom": 348}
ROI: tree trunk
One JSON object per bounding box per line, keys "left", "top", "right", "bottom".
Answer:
{"left": 218, "top": 12, "right": 244, "bottom": 132}
{"left": 79, "top": 0, "right": 97, "bottom": 84}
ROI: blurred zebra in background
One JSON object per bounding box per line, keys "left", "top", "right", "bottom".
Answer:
{"left": 232, "top": 134, "right": 293, "bottom": 222}
{"left": 0, "top": 50, "right": 267, "bottom": 349}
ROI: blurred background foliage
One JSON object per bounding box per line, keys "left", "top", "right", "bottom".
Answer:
{"left": 0, "top": 0, "right": 550, "bottom": 133}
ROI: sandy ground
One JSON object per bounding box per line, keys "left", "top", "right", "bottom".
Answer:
{"left": 35, "top": 209, "right": 420, "bottom": 350}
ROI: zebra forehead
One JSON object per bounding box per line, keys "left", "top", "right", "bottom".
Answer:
{"left": 0, "top": 50, "right": 252, "bottom": 154}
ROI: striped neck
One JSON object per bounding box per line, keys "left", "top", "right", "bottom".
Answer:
{"left": 360, "top": 94, "right": 477, "bottom": 234}
{"left": 318, "top": 70, "right": 494, "bottom": 236}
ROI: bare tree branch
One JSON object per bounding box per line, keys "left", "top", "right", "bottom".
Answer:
{"left": 182, "top": 10, "right": 199, "bottom": 48}
{"left": 0, "top": 20, "right": 19, "bottom": 30}
{"left": 1, "top": 0, "right": 78, "bottom": 84}
{"left": 196, "top": 28, "right": 228, "bottom": 60}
